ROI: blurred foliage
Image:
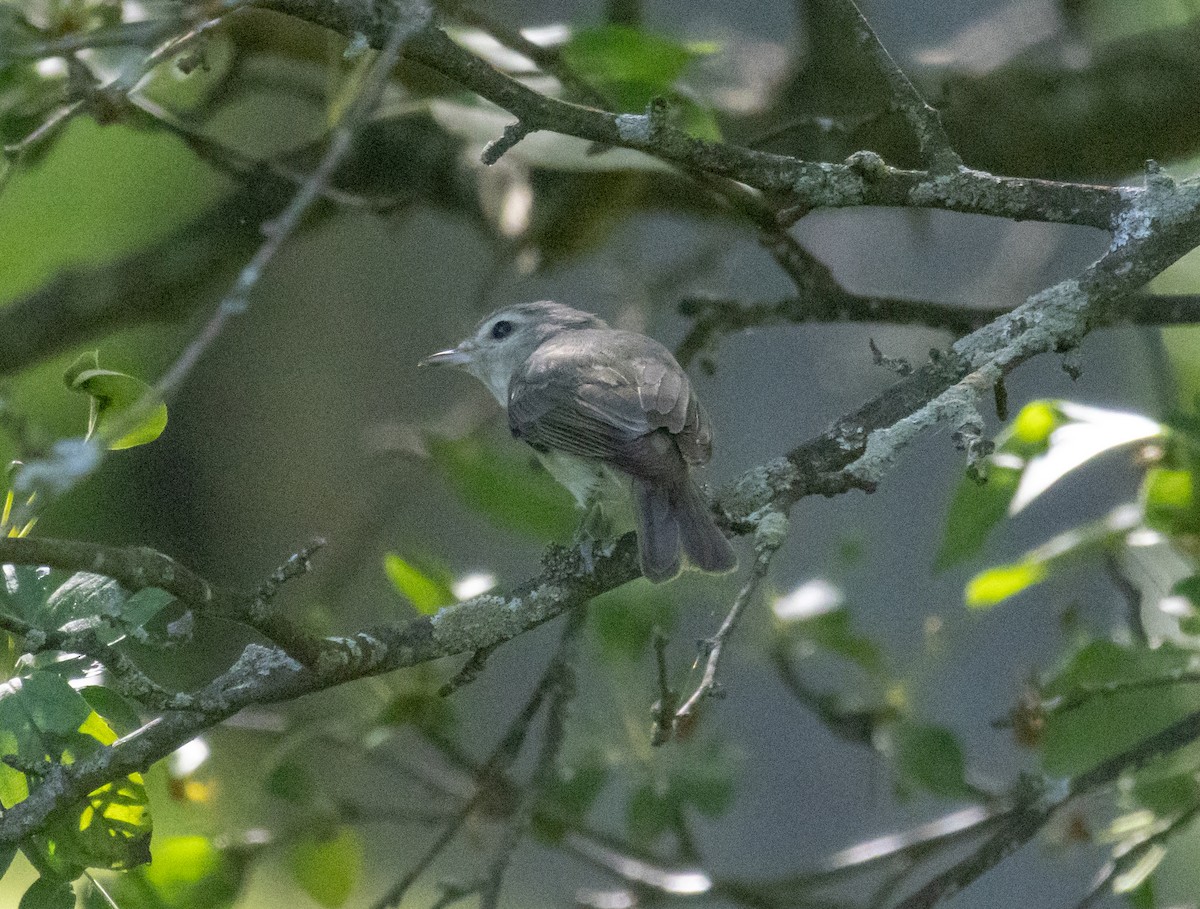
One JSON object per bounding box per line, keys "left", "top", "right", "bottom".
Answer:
{"left": 4, "top": 0, "right": 1200, "bottom": 906}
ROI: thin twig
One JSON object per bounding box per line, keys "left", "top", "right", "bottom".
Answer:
{"left": 439, "top": 642, "right": 500, "bottom": 696}
{"left": 479, "top": 608, "right": 584, "bottom": 909}
{"left": 827, "top": 0, "right": 961, "bottom": 171}
{"left": 673, "top": 512, "right": 788, "bottom": 737}
{"left": 650, "top": 631, "right": 678, "bottom": 746}
{"left": 371, "top": 608, "right": 583, "bottom": 909}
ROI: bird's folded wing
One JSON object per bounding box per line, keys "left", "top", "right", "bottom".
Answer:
{"left": 508, "top": 352, "right": 712, "bottom": 465}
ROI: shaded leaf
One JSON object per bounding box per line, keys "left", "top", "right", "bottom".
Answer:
{"left": 428, "top": 435, "right": 577, "bottom": 541}
{"left": 778, "top": 602, "right": 882, "bottom": 672}
{"left": 18, "top": 878, "right": 74, "bottom": 909}
{"left": 266, "top": 761, "right": 315, "bottom": 804}
{"left": 626, "top": 783, "right": 673, "bottom": 844}
{"left": 589, "top": 582, "right": 677, "bottom": 661}
{"left": 891, "top": 722, "right": 972, "bottom": 799}
{"left": 64, "top": 351, "right": 167, "bottom": 450}
{"left": 533, "top": 757, "right": 608, "bottom": 843}
{"left": 287, "top": 826, "right": 364, "bottom": 909}
{"left": 934, "top": 463, "right": 1021, "bottom": 570}
{"left": 1041, "top": 640, "right": 1200, "bottom": 776}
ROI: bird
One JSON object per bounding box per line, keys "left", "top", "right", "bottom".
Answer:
{"left": 420, "top": 300, "right": 737, "bottom": 583}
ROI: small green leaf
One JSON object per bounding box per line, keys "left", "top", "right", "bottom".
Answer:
{"left": 1144, "top": 468, "right": 1200, "bottom": 534}
{"left": 782, "top": 606, "right": 883, "bottom": 672}
{"left": 378, "top": 681, "right": 457, "bottom": 740}
{"left": 64, "top": 351, "right": 167, "bottom": 450}
{"left": 562, "top": 25, "right": 706, "bottom": 111}
{"left": 626, "top": 783, "right": 673, "bottom": 844}
{"left": 673, "top": 755, "right": 735, "bottom": 818}
{"left": 131, "top": 835, "right": 247, "bottom": 909}
{"left": 533, "top": 758, "right": 608, "bottom": 843}
{"left": 428, "top": 435, "right": 577, "bottom": 541}
{"left": 80, "top": 686, "right": 143, "bottom": 737}
{"left": 18, "top": 878, "right": 75, "bottom": 909}
{"left": 891, "top": 722, "right": 972, "bottom": 799}
{"left": 965, "top": 561, "right": 1048, "bottom": 608}
{"left": 0, "top": 842, "right": 15, "bottom": 878}
{"left": 383, "top": 554, "right": 454, "bottom": 615}
{"left": 287, "top": 826, "right": 364, "bottom": 909}
{"left": 266, "top": 761, "right": 315, "bottom": 804}
{"left": 934, "top": 463, "right": 1021, "bottom": 570}
{"left": 589, "top": 582, "right": 677, "bottom": 661}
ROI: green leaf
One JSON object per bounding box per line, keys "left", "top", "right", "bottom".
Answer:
{"left": 0, "top": 841, "right": 15, "bottom": 879}
{"left": 377, "top": 673, "right": 457, "bottom": 740}
{"left": 673, "top": 753, "right": 735, "bottom": 818}
{"left": 128, "top": 835, "right": 247, "bottom": 909}
{"left": 266, "top": 761, "right": 315, "bottom": 804}
{"left": 965, "top": 561, "right": 1048, "bottom": 608}
{"left": 0, "top": 566, "right": 64, "bottom": 624}
{"left": 1144, "top": 468, "right": 1200, "bottom": 534}
{"left": 533, "top": 758, "right": 608, "bottom": 843}
{"left": 589, "top": 582, "right": 677, "bottom": 661}
{"left": 64, "top": 351, "right": 168, "bottom": 450}
{"left": 383, "top": 554, "right": 454, "bottom": 615}
{"left": 626, "top": 783, "right": 674, "bottom": 844}
{"left": 781, "top": 605, "right": 883, "bottom": 672}
{"left": 427, "top": 435, "right": 577, "bottom": 541}
{"left": 891, "top": 722, "right": 972, "bottom": 799}
{"left": 562, "top": 25, "right": 705, "bottom": 111}
{"left": 18, "top": 878, "right": 75, "bottom": 909}
{"left": 80, "top": 686, "right": 143, "bottom": 737}
{"left": 1041, "top": 640, "right": 1200, "bottom": 776}
{"left": 287, "top": 826, "right": 364, "bottom": 909}
{"left": 0, "top": 673, "right": 152, "bottom": 875}
{"left": 934, "top": 463, "right": 1021, "bottom": 570}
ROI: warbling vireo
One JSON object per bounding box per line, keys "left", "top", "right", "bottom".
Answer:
{"left": 420, "top": 301, "right": 737, "bottom": 583}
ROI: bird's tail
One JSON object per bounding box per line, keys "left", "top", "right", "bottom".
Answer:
{"left": 633, "top": 474, "right": 737, "bottom": 583}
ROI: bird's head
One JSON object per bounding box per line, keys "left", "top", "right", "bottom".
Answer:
{"left": 420, "top": 301, "right": 606, "bottom": 403}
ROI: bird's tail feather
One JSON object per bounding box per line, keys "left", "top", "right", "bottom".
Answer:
{"left": 633, "top": 476, "right": 737, "bottom": 583}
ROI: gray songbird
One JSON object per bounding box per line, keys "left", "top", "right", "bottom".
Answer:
{"left": 420, "top": 301, "right": 737, "bottom": 583}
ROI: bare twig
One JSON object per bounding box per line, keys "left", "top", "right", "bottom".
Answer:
{"left": 650, "top": 631, "right": 678, "bottom": 746}
{"left": 825, "top": 0, "right": 961, "bottom": 172}
{"left": 439, "top": 642, "right": 500, "bottom": 697}
{"left": 480, "top": 608, "right": 583, "bottom": 909}
{"left": 673, "top": 511, "right": 788, "bottom": 738}
{"left": 372, "top": 609, "right": 584, "bottom": 909}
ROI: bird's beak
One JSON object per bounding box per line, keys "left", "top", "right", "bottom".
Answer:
{"left": 419, "top": 345, "right": 472, "bottom": 368}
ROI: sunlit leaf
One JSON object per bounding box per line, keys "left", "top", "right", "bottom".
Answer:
{"left": 64, "top": 351, "right": 168, "bottom": 450}
{"left": 427, "top": 435, "right": 577, "bottom": 541}
{"left": 1143, "top": 468, "right": 1200, "bottom": 535}
{"left": 126, "top": 835, "right": 248, "bottom": 909}
{"left": 936, "top": 401, "right": 1163, "bottom": 570}
{"left": 287, "top": 826, "right": 364, "bottom": 909}
{"left": 383, "top": 553, "right": 454, "bottom": 615}
{"left": 0, "top": 673, "right": 152, "bottom": 875}
{"left": 965, "top": 561, "right": 1048, "bottom": 608}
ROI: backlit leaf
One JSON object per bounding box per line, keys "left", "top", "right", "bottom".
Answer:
{"left": 64, "top": 351, "right": 168, "bottom": 450}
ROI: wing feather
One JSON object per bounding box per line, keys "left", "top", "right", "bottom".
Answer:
{"left": 507, "top": 330, "right": 712, "bottom": 467}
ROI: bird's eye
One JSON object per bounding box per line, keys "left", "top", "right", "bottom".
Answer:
{"left": 490, "top": 319, "right": 514, "bottom": 340}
